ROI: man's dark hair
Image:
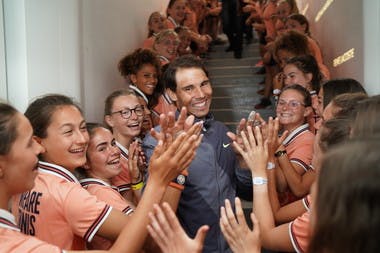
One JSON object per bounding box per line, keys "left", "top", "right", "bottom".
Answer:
{"left": 162, "top": 55, "right": 209, "bottom": 92}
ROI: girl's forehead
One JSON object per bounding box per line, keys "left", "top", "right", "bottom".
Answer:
{"left": 280, "top": 89, "right": 302, "bottom": 98}
{"left": 284, "top": 63, "right": 298, "bottom": 70}
{"left": 50, "top": 105, "right": 84, "bottom": 121}
{"left": 112, "top": 95, "right": 139, "bottom": 107}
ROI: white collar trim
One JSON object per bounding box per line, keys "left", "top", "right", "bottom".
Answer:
{"left": 282, "top": 123, "right": 310, "bottom": 146}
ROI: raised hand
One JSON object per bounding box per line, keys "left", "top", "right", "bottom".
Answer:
{"left": 148, "top": 122, "right": 203, "bottom": 184}
{"left": 220, "top": 198, "right": 261, "bottom": 253}
{"left": 273, "top": 72, "right": 285, "bottom": 90}
{"left": 227, "top": 112, "right": 267, "bottom": 150}
{"left": 147, "top": 202, "right": 209, "bottom": 253}
{"left": 232, "top": 125, "right": 268, "bottom": 174}
{"left": 151, "top": 107, "right": 195, "bottom": 142}
{"left": 266, "top": 117, "right": 288, "bottom": 158}
{"left": 128, "top": 140, "right": 141, "bottom": 183}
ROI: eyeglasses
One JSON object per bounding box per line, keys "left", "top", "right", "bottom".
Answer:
{"left": 162, "top": 39, "right": 180, "bottom": 47}
{"left": 277, "top": 99, "right": 305, "bottom": 109}
{"left": 111, "top": 105, "right": 144, "bottom": 119}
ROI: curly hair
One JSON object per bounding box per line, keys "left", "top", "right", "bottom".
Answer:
{"left": 118, "top": 48, "right": 161, "bottom": 79}
{"left": 273, "top": 30, "right": 310, "bottom": 63}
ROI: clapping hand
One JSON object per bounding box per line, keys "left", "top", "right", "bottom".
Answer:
{"left": 220, "top": 198, "right": 261, "bottom": 253}
{"left": 148, "top": 202, "right": 209, "bottom": 253}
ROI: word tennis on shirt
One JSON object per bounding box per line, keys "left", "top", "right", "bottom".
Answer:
{"left": 17, "top": 191, "right": 43, "bottom": 235}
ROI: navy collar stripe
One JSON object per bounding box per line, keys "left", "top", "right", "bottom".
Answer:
{"left": 0, "top": 217, "right": 18, "bottom": 230}
{"left": 80, "top": 178, "right": 119, "bottom": 192}
{"left": 38, "top": 162, "right": 78, "bottom": 183}
{"left": 283, "top": 124, "right": 309, "bottom": 146}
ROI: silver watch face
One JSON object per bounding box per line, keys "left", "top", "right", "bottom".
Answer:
{"left": 177, "top": 174, "right": 186, "bottom": 185}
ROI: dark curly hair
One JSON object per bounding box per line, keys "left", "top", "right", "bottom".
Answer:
{"left": 118, "top": 48, "right": 161, "bottom": 79}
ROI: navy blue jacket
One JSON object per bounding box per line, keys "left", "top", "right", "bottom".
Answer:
{"left": 142, "top": 113, "right": 252, "bottom": 253}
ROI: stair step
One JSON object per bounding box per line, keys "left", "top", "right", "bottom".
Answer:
{"left": 204, "top": 36, "right": 275, "bottom": 129}
{"left": 205, "top": 56, "right": 260, "bottom": 67}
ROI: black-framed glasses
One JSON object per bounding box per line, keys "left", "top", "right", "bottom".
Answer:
{"left": 111, "top": 105, "right": 144, "bottom": 119}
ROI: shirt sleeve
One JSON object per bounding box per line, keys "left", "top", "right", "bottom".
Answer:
{"left": 302, "top": 194, "right": 312, "bottom": 211}
{"left": 89, "top": 185, "right": 134, "bottom": 216}
{"left": 289, "top": 211, "right": 311, "bottom": 253}
{"left": 63, "top": 185, "right": 113, "bottom": 243}
{"left": 289, "top": 135, "right": 314, "bottom": 171}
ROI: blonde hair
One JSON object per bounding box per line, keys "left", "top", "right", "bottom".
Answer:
{"left": 153, "top": 29, "right": 179, "bottom": 49}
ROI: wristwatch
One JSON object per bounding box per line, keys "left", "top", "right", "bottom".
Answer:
{"left": 252, "top": 177, "right": 268, "bottom": 185}
{"left": 274, "top": 150, "right": 287, "bottom": 157}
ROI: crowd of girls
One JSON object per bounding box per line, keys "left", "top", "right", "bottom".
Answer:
{"left": 0, "top": 94, "right": 202, "bottom": 252}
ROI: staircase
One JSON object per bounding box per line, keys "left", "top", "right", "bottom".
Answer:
{"left": 206, "top": 40, "right": 275, "bottom": 131}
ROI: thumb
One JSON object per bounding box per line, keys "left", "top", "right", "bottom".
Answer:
{"left": 194, "top": 225, "right": 209, "bottom": 246}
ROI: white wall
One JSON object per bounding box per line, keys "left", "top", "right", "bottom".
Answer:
{"left": 3, "top": 0, "right": 29, "bottom": 111}
{"left": 0, "top": 1, "right": 7, "bottom": 100}
{"left": 2, "top": 0, "right": 169, "bottom": 119}
{"left": 363, "top": 0, "right": 380, "bottom": 95}
{"left": 81, "top": 0, "right": 169, "bottom": 121}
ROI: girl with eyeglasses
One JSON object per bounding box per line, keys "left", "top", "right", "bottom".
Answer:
{"left": 274, "top": 84, "right": 315, "bottom": 206}
{"left": 104, "top": 90, "right": 146, "bottom": 202}
{"left": 2, "top": 99, "right": 200, "bottom": 252}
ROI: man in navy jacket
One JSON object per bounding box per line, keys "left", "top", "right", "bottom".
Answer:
{"left": 143, "top": 55, "right": 251, "bottom": 253}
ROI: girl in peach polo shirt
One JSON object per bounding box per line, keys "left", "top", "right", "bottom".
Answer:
{"left": 151, "top": 30, "right": 180, "bottom": 123}
{"left": 142, "top": 12, "right": 168, "bottom": 49}
{"left": 103, "top": 90, "right": 146, "bottom": 202}
{"left": 274, "top": 85, "right": 315, "bottom": 206}
{"left": 274, "top": 0, "right": 299, "bottom": 36}
{"left": 79, "top": 123, "right": 135, "bottom": 250}
{"left": 285, "top": 13, "right": 330, "bottom": 79}
{"left": 0, "top": 103, "right": 61, "bottom": 253}
{"left": 118, "top": 48, "right": 162, "bottom": 127}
